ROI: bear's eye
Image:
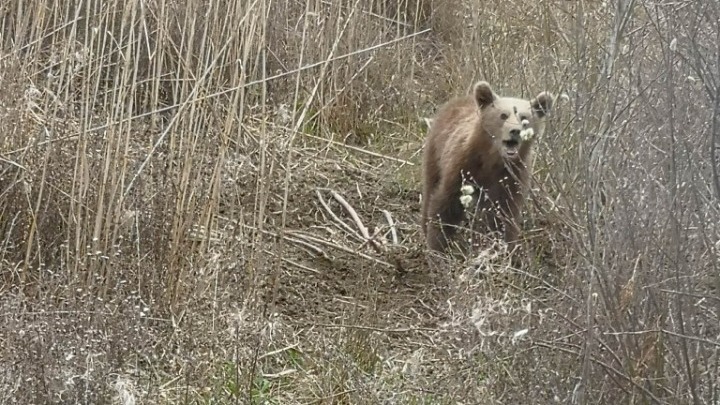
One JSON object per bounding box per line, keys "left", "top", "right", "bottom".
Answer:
{"left": 519, "top": 115, "right": 528, "bottom": 121}
{"left": 500, "top": 113, "right": 509, "bottom": 120}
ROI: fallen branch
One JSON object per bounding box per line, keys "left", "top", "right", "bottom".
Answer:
{"left": 315, "top": 189, "right": 364, "bottom": 243}
{"left": 328, "top": 189, "right": 384, "bottom": 255}
{"left": 286, "top": 230, "right": 394, "bottom": 268}
{"left": 315, "top": 188, "right": 406, "bottom": 272}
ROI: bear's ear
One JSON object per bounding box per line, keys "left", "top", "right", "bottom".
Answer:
{"left": 531, "top": 91, "right": 554, "bottom": 118}
{"left": 473, "top": 81, "right": 496, "bottom": 108}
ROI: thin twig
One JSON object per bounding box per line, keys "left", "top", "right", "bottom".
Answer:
{"left": 262, "top": 250, "right": 322, "bottom": 275}
{"left": 381, "top": 209, "right": 399, "bottom": 245}
{"left": 305, "top": 322, "right": 444, "bottom": 333}
{"left": 0, "top": 156, "right": 27, "bottom": 171}
{"left": 260, "top": 118, "right": 414, "bottom": 165}
{"left": 218, "top": 215, "right": 330, "bottom": 260}
{"left": 258, "top": 343, "right": 301, "bottom": 360}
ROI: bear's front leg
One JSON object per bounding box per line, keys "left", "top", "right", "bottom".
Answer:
{"left": 425, "top": 219, "right": 449, "bottom": 252}
{"left": 425, "top": 184, "right": 464, "bottom": 252}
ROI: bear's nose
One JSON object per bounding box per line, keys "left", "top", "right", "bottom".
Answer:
{"left": 509, "top": 129, "right": 521, "bottom": 140}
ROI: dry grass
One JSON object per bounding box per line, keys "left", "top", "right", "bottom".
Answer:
{"left": 1, "top": 0, "right": 719, "bottom": 403}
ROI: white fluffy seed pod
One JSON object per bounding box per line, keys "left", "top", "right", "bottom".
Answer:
{"left": 519, "top": 127, "right": 535, "bottom": 141}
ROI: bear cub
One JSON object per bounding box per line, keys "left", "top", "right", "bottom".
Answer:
{"left": 421, "top": 81, "right": 554, "bottom": 254}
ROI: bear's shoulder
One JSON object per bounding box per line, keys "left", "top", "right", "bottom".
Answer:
{"left": 430, "top": 95, "right": 482, "bottom": 133}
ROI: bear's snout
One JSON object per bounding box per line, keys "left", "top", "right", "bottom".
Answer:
{"left": 509, "top": 129, "right": 521, "bottom": 140}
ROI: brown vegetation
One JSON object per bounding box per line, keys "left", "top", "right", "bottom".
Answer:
{"left": 1, "top": 0, "right": 719, "bottom": 403}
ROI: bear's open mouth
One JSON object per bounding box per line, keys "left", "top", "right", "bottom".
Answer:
{"left": 503, "top": 139, "right": 519, "bottom": 149}
{"left": 503, "top": 139, "right": 519, "bottom": 154}
{"left": 502, "top": 139, "right": 520, "bottom": 158}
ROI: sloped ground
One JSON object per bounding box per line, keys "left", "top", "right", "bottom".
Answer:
{"left": 1, "top": 108, "right": 574, "bottom": 404}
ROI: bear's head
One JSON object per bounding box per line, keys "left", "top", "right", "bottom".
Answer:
{"left": 473, "top": 81, "right": 554, "bottom": 161}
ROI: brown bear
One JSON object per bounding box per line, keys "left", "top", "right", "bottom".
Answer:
{"left": 421, "top": 81, "right": 554, "bottom": 254}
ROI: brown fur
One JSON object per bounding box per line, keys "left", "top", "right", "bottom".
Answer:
{"left": 421, "top": 81, "right": 554, "bottom": 253}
